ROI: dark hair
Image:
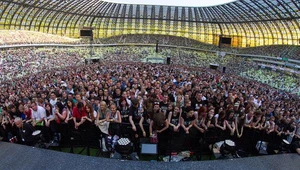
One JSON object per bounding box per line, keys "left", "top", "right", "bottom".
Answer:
{"left": 186, "top": 106, "right": 194, "bottom": 113}
{"left": 66, "top": 99, "right": 74, "bottom": 110}
{"left": 8, "top": 104, "right": 16, "bottom": 110}
{"left": 119, "top": 97, "right": 128, "bottom": 107}
{"left": 131, "top": 98, "right": 139, "bottom": 106}
{"left": 56, "top": 102, "right": 64, "bottom": 114}
{"left": 152, "top": 113, "right": 166, "bottom": 131}
{"left": 45, "top": 103, "right": 53, "bottom": 117}
{"left": 77, "top": 102, "right": 84, "bottom": 109}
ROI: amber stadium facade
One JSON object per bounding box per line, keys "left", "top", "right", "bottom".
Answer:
{"left": 0, "top": 0, "right": 299, "bottom": 47}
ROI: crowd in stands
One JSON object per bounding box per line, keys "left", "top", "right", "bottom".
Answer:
{"left": 1, "top": 31, "right": 299, "bottom": 61}
{"left": 0, "top": 30, "right": 79, "bottom": 45}
{"left": 0, "top": 48, "right": 84, "bottom": 81}
{"left": 91, "top": 34, "right": 217, "bottom": 51}
{"left": 239, "top": 45, "right": 300, "bottom": 60}
{"left": 91, "top": 34, "right": 300, "bottom": 60}
{"left": 1, "top": 45, "right": 300, "bottom": 158}
{"left": 240, "top": 69, "right": 300, "bottom": 95}
{"left": 1, "top": 46, "right": 298, "bottom": 94}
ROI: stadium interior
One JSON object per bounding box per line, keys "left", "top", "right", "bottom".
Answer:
{"left": 0, "top": 0, "right": 300, "bottom": 165}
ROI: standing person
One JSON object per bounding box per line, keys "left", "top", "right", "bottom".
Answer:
{"left": 44, "top": 103, "right": 55, "bottom": 143}
{"left": 64, "top": 99, "right": 75, "bottom": 124}
{"left": 95, "top": 101, "right": 111, "bottom": 151}
{"left": 180, "top": 106, "right": 196, "bottom": 149}
{"left": 235, "top": 112, "right": 245, "bottom": 150}
{"left": 119, "top": 97, "right": 130, "bottom": 136}
{"left": 84, "top": 103, "right": 97, "bottom": 124}
{"left": 82, "top": 102, "right": 99, "bottom": 147}
{"left": 54, "top": 102, "right": 67, "bottom": 144}
{"left": 119, "top": 97, "right": 130, "bottom": 123}
{"left": 214, "top": 110, "right": 227, "bottom": 140}
{"left": 193, "top": 106, "right": 207, "bottom": 138}
{"left": 49, "top": 92, "right": 57, "bottom": 109}
{"left": 24, "top": 104, "right": 32, "bottom": 122}
{"left": 149, "top": 102, "right": 169, "bottom": 155}
{"left": 167, "top": 105, "right": 182, "bottom": 150}
{"left": 159, "top": 93, "right": 169, "bottom": 114}
{"left": 106, "top": 103, "right": 122, "bottom": 137}
{"left": 31, "top": 101, "right": 46, "bottom": 132}
{"left": 168, "top": 105, "right": 182, "bottom": 134}
{"left": 95, "top": 101, "right": 110, "bottom": 135}
{"left": 225, "top": 110, "right": 236, "bottom": 137}
{"left": 128, "top": 98, "right": 142, "bottom": 153}
{"left": 72, "top": 102, "right": 87, "bottom": 130}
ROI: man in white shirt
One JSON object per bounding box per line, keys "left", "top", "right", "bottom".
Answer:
{"left": 49, "top": 92, "right": 57, "bottom": 108}
{"left": 31, "top": 102, "right": 46, "bottom": 127}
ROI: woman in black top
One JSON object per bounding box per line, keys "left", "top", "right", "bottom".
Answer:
{"left": 168, "top": 105, "right": 181, "bottom": 133}
{"left": 119, "top": 97, "right": 130, "bottom": 123}
{"left": 180, "top": 106, "right": 196, "bottom": 149}
{"left": 180, "top": 107, "right": 196, "bottom": 135}
{"left": 225, "top": 110, "right": 236, "bottom": 137}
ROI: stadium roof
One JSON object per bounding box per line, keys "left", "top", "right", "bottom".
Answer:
{"left": 104, "top": 0, "right": 236, "bottom": 7}
{"left": 1, "top": 0, "right": 299, "bottom": 23}
{"left": 0, "top": 0, "right": 299, "bottom": 47}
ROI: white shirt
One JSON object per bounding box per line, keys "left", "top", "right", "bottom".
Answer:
{"left": 31, "top": 106, "right": 46, "bottom": 121}
{"left": 93, "top": 110, "right": 97, "bottom": 118}
{"left": 49, "top": 98, "right": 57, "bottom": 108}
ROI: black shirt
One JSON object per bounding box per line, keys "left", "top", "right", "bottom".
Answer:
{"left": 181, "top": 112, "right": 195, "bottom": 127}
{"left": 170, "top": 112, "right": 180, "bottom": 126}
{"left": 18, "top": 123, "right": 34, "bottom": 144}
{"left": 128, "top": 106, "right": 141, "bottom": 123}
{"left": 160, "top": 102, "right": 168, "bottom": 113}
{"left": 120, "top": 106, "right": 129, "bottom": 123}
{"left": 191, "top": 98, "right": 205, "bottom": 111}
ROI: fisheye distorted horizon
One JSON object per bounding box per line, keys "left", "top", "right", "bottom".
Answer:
{"left": 104, "top": 0, "right": 236, "bottom": 7}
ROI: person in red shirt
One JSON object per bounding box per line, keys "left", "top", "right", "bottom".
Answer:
{"left": 72, "top": 102, "right": 87, "bottom": 130}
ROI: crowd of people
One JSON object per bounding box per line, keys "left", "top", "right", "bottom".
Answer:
{"left": 90, "top": 34, "right": 300, "bottom": 61}
{"left": 241, "top": 68, "right": 300, "bottom": 95}
{"left": 0, "top": 34, "right": 300, "bottom": 158}
{"left": 91, "top": 34, "right": 216, "bottom": 50}
{"left": 0, "top": 55, "right": 300, "bottom": 157}
{"left": 0, "top": 48, "right": 84, "bottom": 81}
{"left": 1, "top": 31, "right": 299, "bottom": 61}
{"left": 1, "top": 46, "right": 299, "bottom": 95}
{"left": 0, "top": 30, "right": 78, "bottom": 45}
{"left": 239, "top": 45, "right": 300, "bottom": 60}
{"left": 0, "top": 46, "right": 232, "bottom": 81}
